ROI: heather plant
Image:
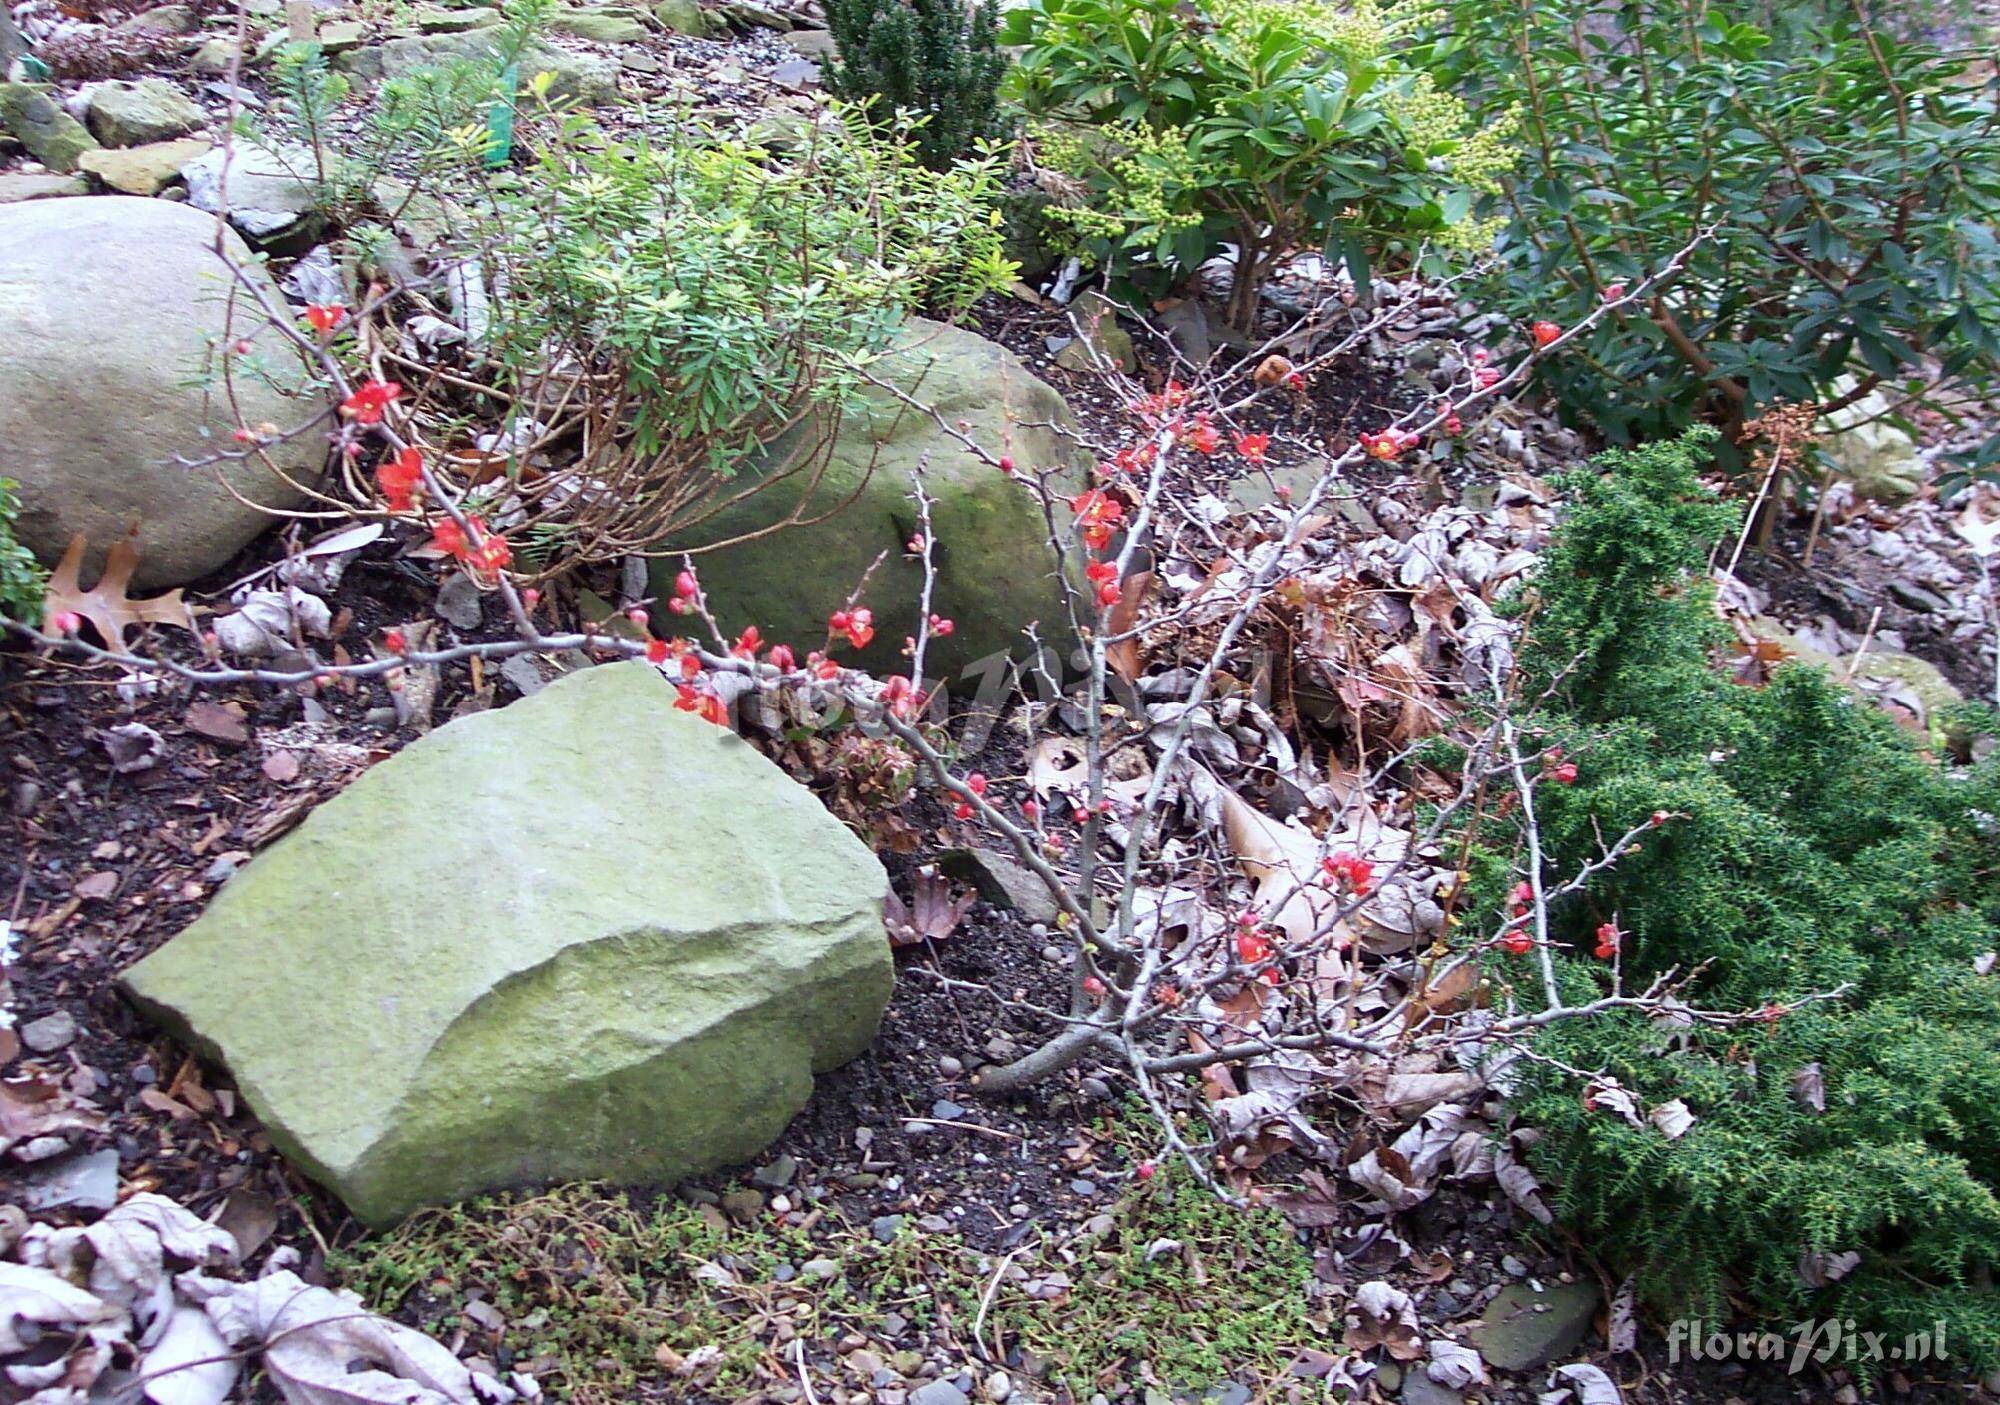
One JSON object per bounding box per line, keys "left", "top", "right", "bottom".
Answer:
{"left": 1438, "top": 0, "right": 2000, "bottom": 448}
{"left": 1003, "top": 0, "right": 1516, "bottom": 329}
{"left": 1470, "top": 429, "right": 2000, "bottom": 1368}
{"left": 822, "top": 0, "right": 1006, "bottom": 170}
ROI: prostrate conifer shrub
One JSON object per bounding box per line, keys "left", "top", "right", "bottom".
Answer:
{"left": 1476, "top": 429, "right": 2000, "bottom": 1369}
{"left": 823, "top": 0, "right": 1007, "bottom": 170}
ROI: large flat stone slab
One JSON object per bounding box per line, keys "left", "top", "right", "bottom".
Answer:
{"left": 123, "top": 662, "right": 893, "bottom": 1226}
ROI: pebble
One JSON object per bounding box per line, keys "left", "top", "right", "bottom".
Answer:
{"left": 17, "top": 1147, "right": 119, "bottom": 1212}
{"left": 881, "top": 1312, "right": 909, "bottom": 1339}
{"left": 871, "top": 1214, "right": 904, "bottom": 1243}
{"left": 721, "top": 1188, "right": 765, "bottom": 1221}
{"left": 801, "top": 1257, "right": 840, "bottom": 1281}
{"left": 983, "top": 1370, "right": 1012, "bottom": 1402}
{"left": 1070, "top": 1179, "right": 1096, "bottom": 1196}
{"left": 909, "top": 1381, "right": 968, "bottom": 1405}
{"left": 20, "top": 1010, "right": 77, "bottom": 1054}
{"left": 774, "top": 1263, "right": 797, "bottom": 1282}
{"left": 1501, "top": 1254, "right": 1528, "bottom": 1277}
{"left": 931, "top": 1099, "right": 967, "bottom": 1120}
{"left": 1029, "top": 923, "right": 1049, "bottom": 938}
{"left": 938, "top": 1056, "right": 964, "bottom": 1078}
{"left": 753, "top": 1154, "right": 799, "bottom": 1188}
{"left": 1040, "top": 945, "right": 1064, "bottom": 963}
{"left": 131, "top": 1062, "right": 157, "bottom": 1086}
{"left": 203, "top": 855, "right": 237, "bottom": 884}
{"left": 1080, "top": 1077, "right": 1111, "bottom": 1101}
{"left": 1009, "top": 1202, "right": 1030, "bottom": 1217}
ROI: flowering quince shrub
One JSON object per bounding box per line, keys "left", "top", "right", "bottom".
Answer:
{"left": 1003, "top": 0, "right": 1518, "bottom": 328}
{"left": 1438, "top": 0, "right": 2000, "bottom": 447}
{"left": 1460, "top": 430, "right": 2000, "bottom": 1368}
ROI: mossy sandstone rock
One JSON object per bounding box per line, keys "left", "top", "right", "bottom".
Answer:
{"left": 122, "top": 662, "right": 893, "bottom": 1227}
{"left": 0, "top": 196, "right": 315, "bottom": 588}
{"left": 655, "top": 319, "right": 1080, "bottom": 684}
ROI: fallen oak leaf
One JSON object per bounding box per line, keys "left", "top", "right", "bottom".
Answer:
{"left": 42, "top": 531, "right": 193, "bottom": 654}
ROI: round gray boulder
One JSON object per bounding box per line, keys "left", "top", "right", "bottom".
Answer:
{"left": 0, "top": 196, "right": 319, "bottom": 589}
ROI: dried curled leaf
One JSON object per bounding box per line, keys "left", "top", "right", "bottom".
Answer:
{"left": 42, "top": 532, "right": 192, "bottom": 654}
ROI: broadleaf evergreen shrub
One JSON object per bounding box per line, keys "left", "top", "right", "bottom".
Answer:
{"left": 1003, "top": 0, "right": 1516, "bottom": 329}
{"left": 823, "top": 0, "right": 1006, "bottom": 170}
{"left": 1437, "top": 0, "right": 2000, "bottom": 448}
{"left": 1472, "top": 429, "right": 2000, "bottom": 1368}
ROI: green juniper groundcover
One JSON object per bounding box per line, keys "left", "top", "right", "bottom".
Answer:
{"left": 1468, "top": 429, "right": 2000, "bottom": 1369}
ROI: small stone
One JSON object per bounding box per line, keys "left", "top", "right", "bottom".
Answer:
{"left": 117, "top": 4, "right": 198, "bottom": 33}
{"left": 891, "top": 1350, "right": 925, "bottom": 1376}
{"left": 20, "top": 1011, "right": 77, "bottom": 1054}
{"left": 774, "top": 1263, "right": 797, "bottom": 1282}
{"left": 78, "top": 137, "right": 211, "bottom": 195}
{"left": 412, "top": 5, "right": 503, "bottom": 30}
{"left": 1429, "top": 1288, "right": 1463, "bottom": 1319}
{"left": 1469, "top": 1281, "right": 1600, "bottom": 1372}
{"left": 753, "top": 1154, "right": 798, "bottom": 1188}
{"left": 17, "top": 1148, "right": 119, "bottom": 1211}
{"left": 938, "top": 1056, "right": 964, "bottom": 1078}
{"left": 983, "top": 1372, "right": 1012, "bottom": 1402}
{"left": 880, "top": 1312, "right": 909, "bottom": 1339}
{"left": 938, "top": 848, "right": 1060, "bottom": 924}
{"left": 1400, "top": 1371, "right": 1464, "bottom": 1405}
{"left": 318, "top": 19, "right": 366, "bottom": 51}
{"left": 435, "top": 571, "right": 484, "bottom": 628}
{"left": 548, "top": 8, "right": 651, "bottom": 42}
{"left": 1040, "top": 945, "right": 1063, "bottom": 963}
{"left": 722, "top": 1188, "right": 766, "bottom": 1222}
{"left": 871, "top": 1214, "right": 903, "bottom": 1243}
{"left": 1501, "top": 1254, "right": 1528, "bottom": 1277}
{"left": 1209, "top": 1385, "right": 1251, "bottom": 1405}
{"left": 931, "top": 1099, "right": 966, "bottom": 1120}
{"left": 84, "top": 79, "right": 206, "bottom": 147}
{"left": 651, "top": 0, "right": 710, "bottom": 34}
{"left": 1070, "top": 1179, "right": 1096, "bottom": 1196}
{"left": 1374, "top": 1363, "right": 1402, "bottom": 1391}
{"left": 800, "top": 1256, "right": 840, "bottom": 1281}
{"left": 1080, "top": 1076, "right": 1111, "bottom": 1101}
{"left": 909, "top": 1382, "right": 968, "bottom": 1405}
{"left": 0, "top": 84, "right": 99, "bottom": 172}
{"left": 0, "top": 173, "right": 85, "bottom": 202}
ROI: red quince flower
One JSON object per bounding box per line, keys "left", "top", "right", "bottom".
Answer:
{"left": 1069, "top": 489, "right": 1126, "bottom": 551}
{"left": 1321, "top": 851, "right": 1374, "bottom": 895}
{"left": 1187, "top": 415, "right": 1222, "bottom": 455}
{"left": 1531, "top": 320, "right": 1562, "bottom": 348}
{"left": 1235, "top": 432, "right": 1269, "bottom": 464}
{"left": 769, "top": 644, "right": 796, "bottom": 672}
{"left": 1594, "top": 920, "right": 1622, "bottom": 960}
{"left": 1500, "top": 929, "right": 1533, "bottom": 955}
{"left": 647, "top": 638, "right": 670, "bottom": 665}
{"left": 375, "top": 446, "right": 424, "bottom": 513}
{"left": 304, "top": 303, "right": 345, "bottom": 334}
{"left": 1360, "top": 429, "right": 1416, "bottom": 461}
{"left": 340, "top": 380, "right": 401, "bottom": 425}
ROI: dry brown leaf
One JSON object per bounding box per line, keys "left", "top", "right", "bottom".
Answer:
{"left": 186, "top": 700, "right": 251, "bottom": 746}
{"left": 1218, "top": 785, "right": 1345, "bottom": 948}
{"left": 1105, "top": 569, "right": 1154, "bottom": 683}
{"left": 42, "top": 532, "right": 193, "bottom": 654}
